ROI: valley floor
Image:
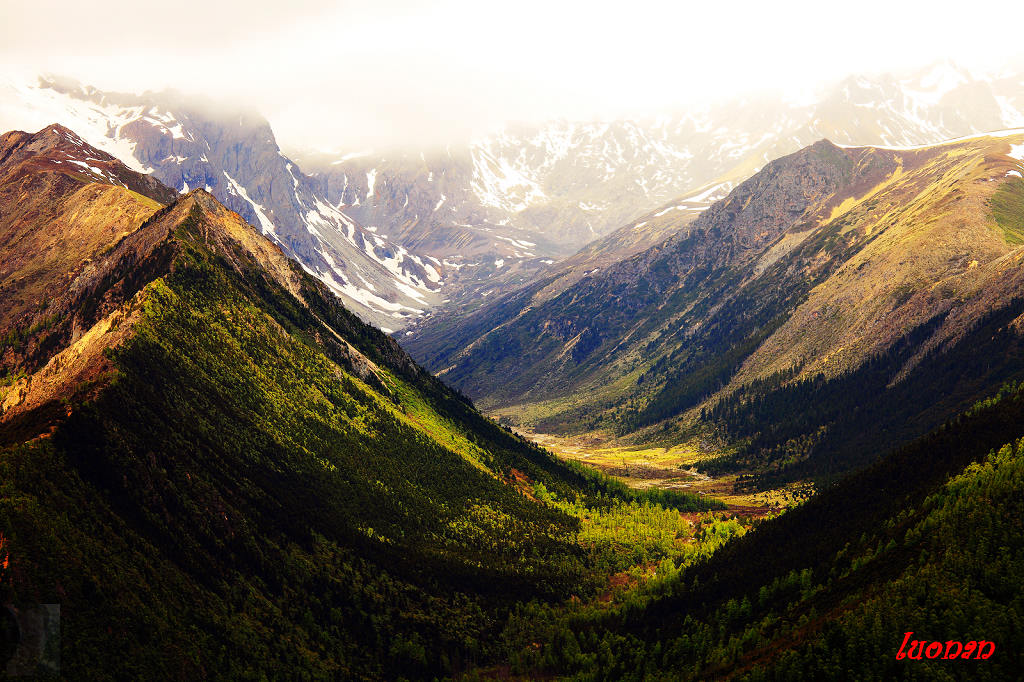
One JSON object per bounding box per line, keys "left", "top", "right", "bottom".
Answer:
{"left": 515, "top": 428, "right": 814, "bottom": 518}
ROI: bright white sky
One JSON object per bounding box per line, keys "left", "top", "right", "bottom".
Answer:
{"left": 2, "top": 0, "right": 1023, "bottom": 151}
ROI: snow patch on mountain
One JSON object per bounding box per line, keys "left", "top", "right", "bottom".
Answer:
{"left": 0, "top": 79, "right": 150, "bottom": 173}
{"left": 366, "top": 168, "right": 377, "bottom": 198}
{"left": 470, "top": 147, "right": 545, "bottom": 213}
{"left": 223, "top": 171, "right": 276, "bottom": 235}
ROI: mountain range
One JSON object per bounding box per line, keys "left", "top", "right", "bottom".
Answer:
{"left": 301, "top": 60, "right": 1024, "bottom": 306}
{"left": 5, "top": 61, "right": 1024, "bottom": 323}
{"left": 406, "top": 129, "right": 1024, "bottom": 484}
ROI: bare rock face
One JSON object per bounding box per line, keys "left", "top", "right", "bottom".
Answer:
{"left": 1, "top": 124, "right": 176, "bottom": 205}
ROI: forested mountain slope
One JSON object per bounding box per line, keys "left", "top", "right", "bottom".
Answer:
{"left": 504, "top": 377, "right": 1024, "bottom": 679}
{"left": 0, "top": 125, "right": 721, "bottom": 678}
{"left": 3, "top": 116, "right": 1023, "bottom": 680}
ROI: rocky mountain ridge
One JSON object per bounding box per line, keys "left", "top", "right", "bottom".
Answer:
{"left": 0, "top": 77, "right": 442, "bottom": 330}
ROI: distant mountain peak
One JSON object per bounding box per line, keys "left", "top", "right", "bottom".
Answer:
{"left": 0, "top": 122, "right": 177, "bottom": 206}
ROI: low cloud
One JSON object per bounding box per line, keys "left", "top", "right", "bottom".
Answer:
{"left": 3, "top": 0, "right": 1023, "bottom": 152}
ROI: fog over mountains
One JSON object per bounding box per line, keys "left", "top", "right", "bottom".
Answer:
{"left": 3, "top": 61, "right": 1024, "bottom": 327}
